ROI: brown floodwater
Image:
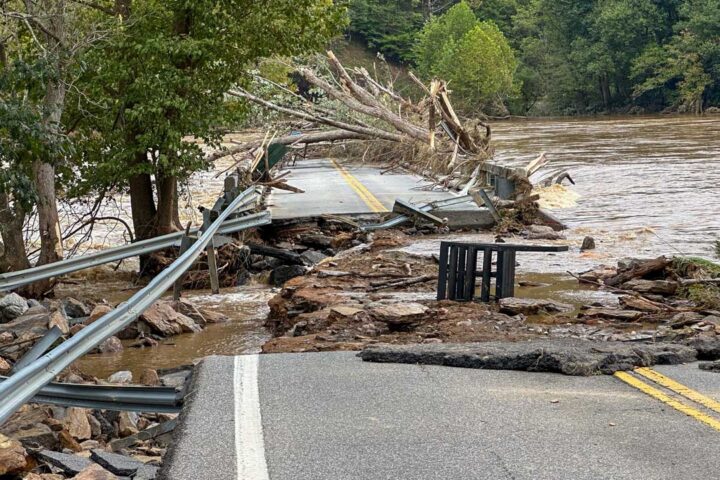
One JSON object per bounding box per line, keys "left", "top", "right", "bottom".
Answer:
{"left": 73, "top": 285, "right": 274, "bottom": 379}
{"left": 74, "top": 115, "right": 720, "bottom": 378}
{"left": 492, "top": 115, "right": 720, "bottom": 260}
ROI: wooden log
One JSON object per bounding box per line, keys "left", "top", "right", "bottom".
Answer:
{"left": 604, "top": 256, "right": 671, "bottom": 287}
{"left": 368, "top": 274, "right": 437, "bottom": 291}
{"left": 247, "top": 243, "right": 305, "bottom": 265}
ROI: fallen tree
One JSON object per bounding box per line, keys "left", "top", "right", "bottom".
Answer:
{"left": 220, "top": 51, "right": 494, "bottom": 189}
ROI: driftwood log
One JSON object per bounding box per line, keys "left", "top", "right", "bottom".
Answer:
{"left": 604, "top": 256, "right": 672, "bottom": 287}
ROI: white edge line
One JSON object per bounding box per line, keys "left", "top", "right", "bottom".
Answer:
{"left": 234, "top": 354, "right": 270, "bottom": 480}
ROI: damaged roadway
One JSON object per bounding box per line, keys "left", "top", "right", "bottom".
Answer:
{"left": 162, "top": 352, "right": 720, "bottom": 480}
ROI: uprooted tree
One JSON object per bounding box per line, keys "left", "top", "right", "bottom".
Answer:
{"left": 220, "top": 51, "right": 546, "bottom": 226}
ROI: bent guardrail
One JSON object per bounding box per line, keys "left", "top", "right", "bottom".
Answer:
{"left": 0, "top": 376, "right": 183, "bottom": 413}
{"left": 0, "top": 186, "right": 270, "bottom": 424}
{"left": 0, "top": 192, "right": 261, "bottom": 292}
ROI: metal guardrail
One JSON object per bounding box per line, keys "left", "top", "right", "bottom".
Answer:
{"left": 0, "top": 196, "right": 261, "bottom": 292}
{"left": 362, "top": 195, "right": 474, "bottom": 231}
{"left": 0, "top": 186, "right": 270, "bottom": 424}
{"left": 0, "top": 376, "right": 183, "bottom": 413}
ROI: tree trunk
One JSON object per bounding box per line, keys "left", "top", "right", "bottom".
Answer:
{"left": 129, "top": 164, "right": 157, "bottom": 241}
{"left": 156, "top": 171, "right": 179, "bottom": 235}
{"left": 33, "top": 1, "right": 66, "bottom": 269}
{"left": 0, "top": 193, "right": 31, "bottom": 273}
{"left": 599, "top": 75, "right": 611, "bottom": 110}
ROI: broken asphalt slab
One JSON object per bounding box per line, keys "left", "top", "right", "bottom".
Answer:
{"left": 357, "top": 339, "right": 720, "bottom": 376}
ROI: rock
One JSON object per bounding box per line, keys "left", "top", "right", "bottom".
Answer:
{"left": 87, "top": 305, "right": 113, "bottom": 324}
{"left": 90, "top": 449, "right": 145, "bottom": 476}
{"left": 107, "top": 370, "right": 132, "bottom": 384}
{"left": 683, "top": 336, "right": 720, "bottom": 360}
{"left": 0, "top": 293, "right": 28, "bottom": 322}
{"left": 71, "top": 463, "right": 118, "bottom": 480}
{"left": 63, "top": 298, "right": 89, "bottom": 319}
{"left": 330, "top": 305, "right": 364, "bottom": 318}
{"left": 525, "top": 225, "right": 566, "bottom": 240}
{"left": 36, "top": 450, "right": 93, "bottom": 476}
{"left": 0, "top": 312, "right": 51, "bottom": 338}
{"left": 270, "top": 265, "right": 307, "bottom": 287}
{"left": 618, "top": 296, "right": 662, "bottom": 312}
{"left": 622, "top": 279, "right": 677, "bottom": 296}
{"left": 368, "top": 303, "right": 429, "bottom": 326}
{"left": 138, "top": 301, "right": 201, "bottom": 337}
{"left": 139, "top": 368, "right": 160, "bottom": 386}
{"left": 59, "top": 429, "right": 83, "bottom": 452}
{"left": 64, "top": 408, "right": 92, "bottom": 440}
{"left": 579, "top": 308, "right": 644, "bottom": 321}
{"left": 300, "top": 250, "right": 328, "bottom": 265}
{"left": 134, "top": 463, "right": 160, "bottom": 480}
{"left": 160, "top": 370, "right": 190, "bottom": 388}
{"left": 298, "top": 233, "right": 333, "bottom": 249}
{"left": 129, "top": 337, "right": 159, "bottom": 349}
{"left": 80, "top": 439, "right": 102, "bottom": 451}
{"left": 0, "top": 433, "right": 28, "bottom": 475}
{"left": 0, "top": 356, "right": 11, "bottom": 374}
{"left": 173, "top": 300, "right": 228, "bottom": 325}
{"left": 358, "top": 339, "right": 698, "bottom": 376}
{"left": 10, "top": 422, "right": 58, "bottom": 449}
{"left": 118, "top": 411, "right": 139, "bottom": 437}
{"left": 671, "top": 311, "right": 705, "bottom": 328}
{"left": 578, "top": 267, "right": 617, "bottom": 283}
{"left": 699, "top": 360, "right": 720, "bottom": 372}
{"left": 98, "top": 336, "right": 123, "bottom": 353}
{"left": 48, "top": 310, "right": 70, "bottom": 334}
{"left": 499, "top": 297, "right": 574, "bottom": 316}
{"left": 0, "top": 331, "right": 14, "bottom": 344}
{"left": 580, "top": 236, "right": 596, "bottom": 251}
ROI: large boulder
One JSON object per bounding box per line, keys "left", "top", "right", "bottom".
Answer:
{"left": 0, "top": 293, "right": 28, "bottom": 323}
{"left": 137, "top": 301, "right": 201, "bottom": 337}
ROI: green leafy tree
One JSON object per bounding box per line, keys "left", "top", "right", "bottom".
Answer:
{"left": 68, "top": 0, "right": 346, "bottom": 242}
{"left": 632, "top": 0, "right": 720, "bottom": 113}
{"left": 348, "top": 0, "right": 425, "bottom": 62}
{"left": 414, "top": 2, "right": 516, "bottom": 113}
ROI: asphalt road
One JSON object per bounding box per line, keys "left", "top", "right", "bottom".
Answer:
{"left": 269, "top": 158, "right": 475, "bottom": 219}
{"left": 162, "top": 352, "right": 720, "bottom": 480}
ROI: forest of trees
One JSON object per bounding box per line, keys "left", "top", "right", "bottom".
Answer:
{"left": 348, "top": 0, "right": 720, "bottom": 115}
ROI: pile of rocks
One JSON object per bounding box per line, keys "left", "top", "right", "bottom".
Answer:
{"left": 0, "top": 367, "right": 188, "bottom": 479}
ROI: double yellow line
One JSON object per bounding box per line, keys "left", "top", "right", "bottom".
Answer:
{"left": 330, "top": 159, "right": 388, "bottom": 213}
{"left": 615, "top": 367, "right": 720, "bottom": 431}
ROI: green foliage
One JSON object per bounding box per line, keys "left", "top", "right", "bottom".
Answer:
{"left": 348, "top": 0, "right": 425, "bottom": 62}
{"left": 68, "top": 0, "right": 346, "bottom": 195}
{"left": 632, "top": 0, "right": 720, "bottom": 113}
{"left": 414, "top": 2, "right": 516, "bottom": 112}
{"left": 0, "top": 59, "right": 68, "bottom": 209}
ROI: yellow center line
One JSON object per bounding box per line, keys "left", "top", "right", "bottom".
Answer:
{"left": 330, "top": 159, "right": 388, "bottom": 213}
{"left": 614, "top": 371, "right": 720, "bottom": 432}
{"left": 635, "top": 367, "right": 720, "bottom": 415}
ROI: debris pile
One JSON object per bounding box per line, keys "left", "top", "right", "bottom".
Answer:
{"left": 573, "top": 256, "right": 720, "bottom": 341}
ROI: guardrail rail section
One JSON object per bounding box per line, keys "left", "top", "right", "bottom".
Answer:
{"left": 0, "top": 185, "right": 271, "bottom": 424}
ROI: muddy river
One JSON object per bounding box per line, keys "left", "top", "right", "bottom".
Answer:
{"left": 72, "top": 115, "right": 720, "bottom": 377}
